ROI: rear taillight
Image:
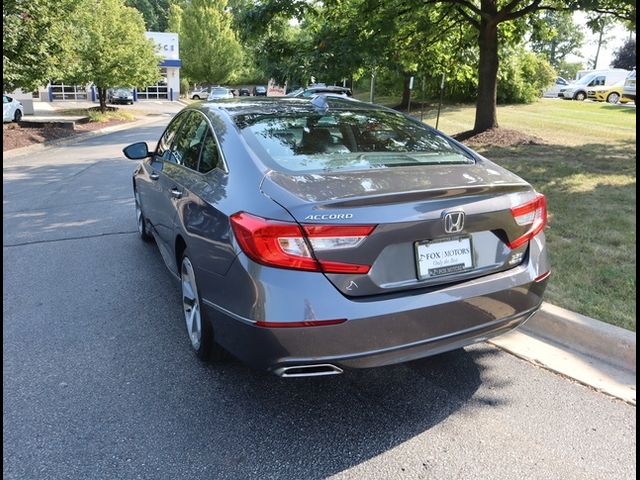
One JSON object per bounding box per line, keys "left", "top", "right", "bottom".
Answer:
{"left": 508, "top": 193, "right": 547, "bottom": 249}
{"left": 230, "top": 212, "right": 375, "bottom": 273}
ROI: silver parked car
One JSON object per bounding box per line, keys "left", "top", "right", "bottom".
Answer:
{"left": 207, "top": 87, "right": 233, "bottom": 100}
{"left": 189, "top": 85, "right": 212, "bottom": 100}
{"left": 123, "top": 97, "right": 549, "bottom": 377}
{"left": 622, "top": 69, "right": 636, "bottom": 103}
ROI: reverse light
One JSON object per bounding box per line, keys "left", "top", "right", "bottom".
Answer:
{"left": 508, "top": 193, "right": 547, "bottom": 250}
{"left": 230, "top": 212, "right": 375, "bottom": 273}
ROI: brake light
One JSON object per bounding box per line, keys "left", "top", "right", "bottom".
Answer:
{"left": 508, "top": 193, "right": 547, "bottom": 249}
{"left": 230, "top": 212, "right": 375, "bottom": 273}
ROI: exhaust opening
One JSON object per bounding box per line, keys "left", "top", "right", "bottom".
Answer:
{"left": 275, "top": 364, "right": 344, "bottom": 377}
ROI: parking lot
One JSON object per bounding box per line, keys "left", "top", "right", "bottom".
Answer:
{"left": 3, "top": 119, "right": 636, "bottom": 480}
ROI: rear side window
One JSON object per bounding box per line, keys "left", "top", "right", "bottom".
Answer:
{"left": 169, "top": 112, "right": 209, "bottom": 170}
{"left": 198, "top": 130, "right": 220, "bottom": 173}
{"left": 237, "top": 109, "right": 474, "bottom": 173}
{"left": 156, "top": 113, "right": 187, "bottom": 160}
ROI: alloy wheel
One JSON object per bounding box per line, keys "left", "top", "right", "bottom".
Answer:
{"left": 607, "top": 93, "right": 620, "bottom": 104}
{"left": 181, "top": 257, "right": 202, "bottom": 350}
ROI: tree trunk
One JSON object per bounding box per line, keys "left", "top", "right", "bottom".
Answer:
{"left": 473, "top": 19, "right": 499, "bottom": 133}
{"left": 98, "top": 87, "right": 107, "bottom": 113}
{"left": 399, "top": 72, "right": 412, "bottom": 109}
{"left": 593, "top": 27, "right": 604, "bottom": 69}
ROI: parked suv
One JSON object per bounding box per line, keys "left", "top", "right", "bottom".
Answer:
{"left": 622, "top": 69, "right": 636, "bottom": 103}
{"left": 189, "top": 86, "right": 213, "bottom": 100}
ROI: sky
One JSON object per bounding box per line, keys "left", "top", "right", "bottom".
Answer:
{"left": 569, "top": 11, "right": 635, "bottom": 71}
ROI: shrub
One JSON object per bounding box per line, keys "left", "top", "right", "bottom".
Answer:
{"left": 497, "top": 49, "right": 556, "bottom": 104}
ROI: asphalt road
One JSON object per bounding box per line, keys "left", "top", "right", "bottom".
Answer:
{"left": 3, "top": 116, "right": 636, "bottom": 480}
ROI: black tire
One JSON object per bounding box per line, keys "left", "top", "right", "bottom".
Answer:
{"left": 180, "top": 252, "right": 226, "bottom": 361}
{"left": 192, "top": 95, "right": 200, "bottom": 100}
{"left": 134, "top": 190, "right": 152, "bottom": 242}
{"left": 574, "top": 91, "right": 586, "bottom": 101}
{"left": 13, "top": 109, "right": 22, "bottom": 122}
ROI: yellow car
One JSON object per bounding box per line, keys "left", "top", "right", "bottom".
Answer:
{"left": 587, "top": 80, "right": 633, "bottom": 104}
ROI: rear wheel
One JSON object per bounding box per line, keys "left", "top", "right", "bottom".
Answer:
{"left": 13, "top": 109, "right": 22, "bottom": 122}
{"left": 606, "top": 92, "right": 620, "bottom": 104}
{"left": 180, "top": 253, "right": 226, "bottom": 361}
{"left": 574, "top": 91, "right": 586, "bottom": 101}
{"left": 192, "top": 95, "right": 200, "bottom": 100}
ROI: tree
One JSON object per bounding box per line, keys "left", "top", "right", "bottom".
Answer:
{"left": 126, "top": 0, "right": 171, "bottom": 31}
{"left": 70, "top": 0, "right": 161, "bottom": 112}
{"left": 529, "top": 11, "right": 584, "bottom": 67}
{"left": 431, "top": 0, "right": 635, "bottom": 133}
{"left": 3, "top": 0, "right": 78, "bottom": 92}
{"left": 175, "top": 0, "right": 243, "bottom": 85}
{"left": 611, "top": 38, "right": 636, "bottom": 69}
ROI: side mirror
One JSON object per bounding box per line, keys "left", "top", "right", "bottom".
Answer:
{"left": 123, "top": 142, "right": 150, "bottom": 160}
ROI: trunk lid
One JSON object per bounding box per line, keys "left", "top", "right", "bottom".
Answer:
{"left": 261, "top": 162, "right": 536, "bottom": 297}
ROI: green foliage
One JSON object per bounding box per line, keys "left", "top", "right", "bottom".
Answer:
{"left": 176, "top": 0, "right": 243, "bottom": 85}
{"left": 529, "top": 11, "right": 585, "bottom": 67}
{"left": 180, "top": 77, "right": 191, "bottom": 96}
{"left": 556, "top": 60, "right": 584, "bottom": 81}
{"left": 497, "top": 49, "right": 556, "bottom": 104}
{"left": 611, "top": 38, "right": 636, "bottom": 69}
{"left": 125, "top": 0, "right": 170, "bottom": 31}
{"left": 68, "top": 0, "right": 161, "bottom": 109}
{"left": 3, "top": 0, "right": 78, "bottom": 92}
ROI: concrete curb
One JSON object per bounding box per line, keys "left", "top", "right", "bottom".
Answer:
{"left": 521, "top": 302, "right": 636, "bottom": 373}
{"left": 490, "top": 302, "right": 635, "bottom": 403}
{"left": 3, "top": 115, "right": 167, "bottom": 160}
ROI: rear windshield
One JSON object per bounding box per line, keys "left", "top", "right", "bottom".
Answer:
{"left": 237, "top": 109, "right": 474, "bottom": 173}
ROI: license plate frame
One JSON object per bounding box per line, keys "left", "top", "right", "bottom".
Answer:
{"left": 414, "top": 236, "right": 474, "bottom": 280}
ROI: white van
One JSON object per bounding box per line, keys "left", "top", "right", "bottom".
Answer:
{"left": 559, "top": 69, "right": 631, "bottom": 100}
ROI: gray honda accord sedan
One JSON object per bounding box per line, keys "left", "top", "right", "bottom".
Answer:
{"left": 123, "top": 96, "right": 549, "bottom": 377}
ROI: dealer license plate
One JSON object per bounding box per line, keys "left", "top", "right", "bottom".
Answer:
{"left": 415, "top": 237, "right": 474, "bottom": 279}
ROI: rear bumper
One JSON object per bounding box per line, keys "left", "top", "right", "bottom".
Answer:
{"left": 204, "top": 298, "right": 542, "bottom": 371}
{"left": 201, "top": 233, "right": 549, "bottom": 373}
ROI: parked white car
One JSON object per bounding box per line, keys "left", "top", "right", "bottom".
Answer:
{"left": 542, "top": 76, "right": 569, "bottom": 98}
{"left": 207, "top": 87, "right": 233, "bottom": 100}
{"left": 3, "top": 95, "right": 23, "bottom": 122}
{"left": 559, "top": 69, "right": 630, "bottom": 101}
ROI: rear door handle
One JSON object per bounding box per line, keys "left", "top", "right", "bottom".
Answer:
{"left": 149, "top": 172, "right": 160, "bottom": 181}
{"left": 170, "top": 188, "right": 183, "bottom": 199}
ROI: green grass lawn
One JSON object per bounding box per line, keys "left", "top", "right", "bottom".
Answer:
{"left": 59, "top": 107, "right": 136, "bottom": 122}
{"left": 430, "top": 100, "right": 635, "bottom": 330}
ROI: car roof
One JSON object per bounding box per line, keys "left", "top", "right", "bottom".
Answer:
{"left": 196, "top": 97, "right": 385, "bottom": 119}
{"left": 307, "top": 86, "right": 351, "bottom": 91}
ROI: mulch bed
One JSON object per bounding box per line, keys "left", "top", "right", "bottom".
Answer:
{"left": 453, "top": 128, "right": 545, "bottom": 147}
{"left": 3, "top": 118, "right": 132, "bottom": 152}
